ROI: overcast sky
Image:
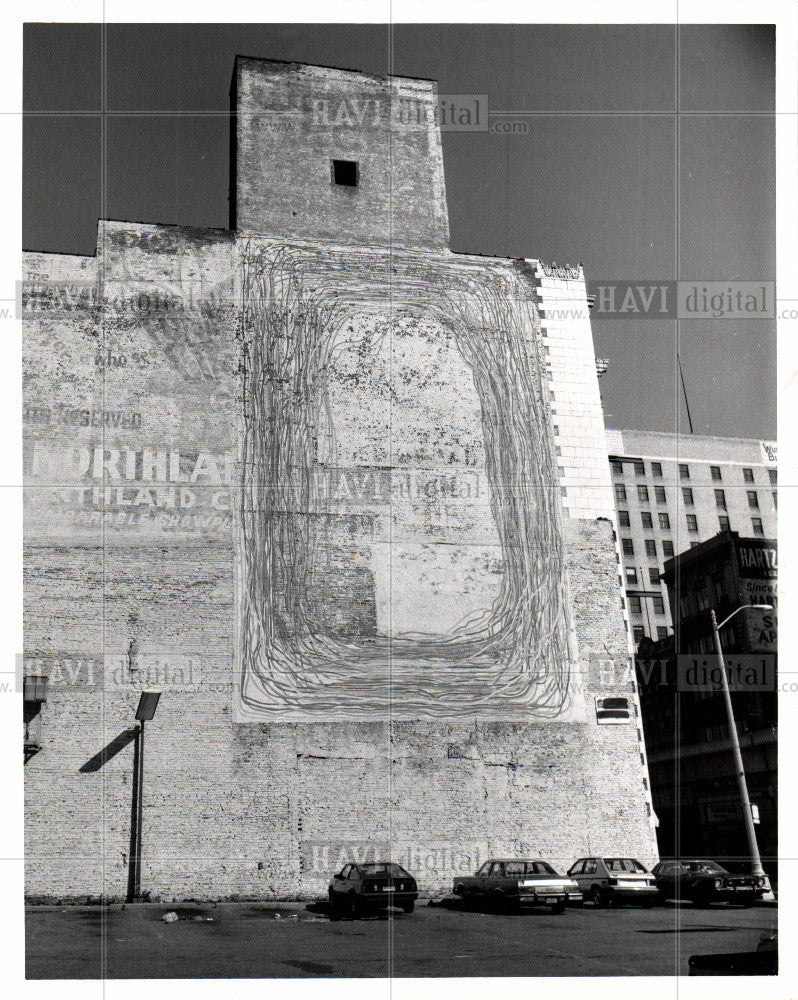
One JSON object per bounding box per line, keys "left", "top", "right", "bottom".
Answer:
{"left": 23, "top": 23, "right": 776, "bottom": 439}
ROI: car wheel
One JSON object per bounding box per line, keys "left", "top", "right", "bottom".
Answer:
{"left": 401, "top": 901, "right": 415, "bottom": 914}
{"left": 551, "top": 899, "right": 566, "bottom": 914}
{"left": 640, "top": 899, "right": 654, "bottom": 909}
{"left": 590, "top": 886, "right": 607, "bottom": 908}
{"left": 690, "top": 890, "right": 712, "bottom": 908}
{"left": 328, "top": 889, "right": 340, "bottom": 920}
{"left": 348, "top": 891, "right": 360, "bottom": 918}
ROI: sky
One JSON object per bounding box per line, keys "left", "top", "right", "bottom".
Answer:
{"left": 22, "top": 22, "right": 776, "bottom": 439}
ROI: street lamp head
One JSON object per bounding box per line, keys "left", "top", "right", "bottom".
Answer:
{"left": 714, "top": 603, "right": 775, "bottom": 632}
{"left": 135, "top": 690, "right": 161, "bottom": 722}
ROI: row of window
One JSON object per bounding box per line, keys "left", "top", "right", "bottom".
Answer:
{"left": 622, "top": 537, "right": 673, "bottom": 557}
{"left": 615, "top": 483, "right": 770, "bottom": 510}
{"left": 611, "top": 458, "right": 776, "bottom": 486}
{"left": 627, "top": 593, "right": 666, "bottom": 616}
{"left": 632, "top": 624, "right": 669, "bottom": 642}
{"left": 621, "top": 517, "right": 765, "bottom": 557}
{"left": 620, "top": 509, "right": 770, "bottom": 532}
{"left": 619, "top": 510, "right": 672, "bottom": 529}
{"left": 625, "top": 566, "right": 663, "bottom": 586}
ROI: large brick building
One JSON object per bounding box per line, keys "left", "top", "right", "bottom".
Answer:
{"left": 23, "top": 57, "right": 657, "bottom": 901}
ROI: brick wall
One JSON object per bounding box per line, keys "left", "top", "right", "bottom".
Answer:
{"left": 23, "top": 222, "right": 657, "bottom": 901}
{"left": 234, "top": 58, "right": 449, "bottom": 248}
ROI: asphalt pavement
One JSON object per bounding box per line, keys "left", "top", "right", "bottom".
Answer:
{"left": 26, "top": 897, "right": 777, "bottom": 979}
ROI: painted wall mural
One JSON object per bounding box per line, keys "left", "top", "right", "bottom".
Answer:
{"left": 235, "top": 242, "right": 575, "bottom": 721}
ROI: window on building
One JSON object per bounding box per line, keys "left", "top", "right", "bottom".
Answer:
{"left": 655, "top": 485, "right": 666, "bottom": 503}
{"left": 658, "top": 512, "right": 671, "bottom": 530}
{"left": 645, "top": 539, "right": 656, "bottom": 557}
{"left": 622, "top": 538, "right": 634, "bottom": 556}
{"left": 628, "top": 595, "right": 642, "bottom": 615}
{"left": 752, "top": 517, "right": 764, "bottom": 536}
{"left": 652, "top": 595, "right": 665, "bottom": 615}
{"left": 641, "top": 511, "right": 653, "bottom": 529}
{"left": 690, "top": 541, "right": 700, "bottom": 548}
{"left": 637, "top": 484, "right": 649, "bottom": 502}
{"left": 332, "top": 159, "right": 359, "bottom": 186}
{"left": 682, "top": 487, "right": 694, "bottom": 506}
{"left": 686, "top": 514, "right": 698, "bottom": 532}
{"left": 747, "top": 491, "right": 759, "bottom": 509}
{"left": 618, "top": 510, "right": 630, "bottom": 527}
{"left": 715, "top": 489, "right": 727, "bottom": 510}
{"left": 743, "top": 467, "right": 755, "bottom": 483}
{"left": 625, "top": 567, "right": 638, "bottom": 584}
{"left": 719, "top": 515, "right": 730, "bottom": 531}
{"left": 610, "top": 458, "right": 624, "bottom": 476}
{"left": 663, "top": 540, "right": 674, "bottom": 557}
{"left": 711, "top": 466, "right": 722, "bottom": 481}
{"left": 632, "top": 624, "right": 645, "bottom": 642}
{"left": 615, "top": 483, "right": 627, "bottom": 501}
{"left": 651, "top": 461, "right": 663, "bottom": 477}
{"left": 679, "top": 464, "right": 690, "bottom": 480}
{"left": 769, "top": 469, "right": 777, "bottom": 485}
{"left": 649, "top": 567, "right": 660, "bottom": 585}
{"left": 634, "top": 460, "right": 645, "bottom": 476}
{"left": 657, "top": 626, "right": 669, "bottom": 640}
{"left": 773, "top": 492, "right": 777, "bottom": 508}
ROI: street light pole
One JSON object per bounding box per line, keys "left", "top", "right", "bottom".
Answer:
{"left": 709, "top": 605, "right": 772, "bottom": 880}
{"left": 127, "top": 691, "right": 161, "bottom": 903}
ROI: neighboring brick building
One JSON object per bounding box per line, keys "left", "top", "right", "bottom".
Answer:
{"left": 636, "top": 532, "right": 777, "bottom": 876}
{"left": 23, "top": 57, "right": 657, "bottom": 902}
{"left": 605, "top": 429, "right": 777, "bottom": 642}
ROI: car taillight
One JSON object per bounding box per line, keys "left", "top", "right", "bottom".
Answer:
{"left": 714, "top": 879, "right": 723, "bottom": 889}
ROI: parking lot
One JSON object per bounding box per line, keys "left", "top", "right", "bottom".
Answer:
{"left": 26, "top": 898, "right": 776, "bottom": 979}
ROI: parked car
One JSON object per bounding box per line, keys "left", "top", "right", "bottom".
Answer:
{"left": 328, "top": 862, "right": 418, "bottom": 917}
{"left": 652, "top": 860, "right": 766, "bottom": 907}
{"left": 567, "top": 857, "right": 658, "bottom": 908}
{"left": 453, "top": 858, "right": 581, "bottom": 913}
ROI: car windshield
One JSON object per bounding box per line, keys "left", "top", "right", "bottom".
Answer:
{"left": 359, "top": 863, "right": 409, "bottom": 877}
{"left": 505, "top": 861, "right": 557, "bottom": 876}
{"left": 604, "top": 858, "right": 647, "bottom": 873}
{"left": 682, "top": 861, "right": 727, "bottom": 875}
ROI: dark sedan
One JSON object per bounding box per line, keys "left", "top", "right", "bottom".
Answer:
{"left": 652, "top": 860, "right": 766, "bottom": 907}
{"left": 328, "top": 862, "right": 418, "bottom": 917}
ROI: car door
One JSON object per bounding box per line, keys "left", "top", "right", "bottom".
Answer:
{"left": 568, "top": 859, "right": 585, "bottom": 891}
{"left": 582, "top": 858, "right": 598, "bottom": 889}
{"left": 483, "top": 861, "right": 503, "bottom": 896}
{"left": 655, "top": 862, "right": 678, "bottom": 898}
{"left": 472, "top": 861, "right": 492, "bottom": 896}
{"left": 331, "top": 864, "right": 351, "bottom": 900}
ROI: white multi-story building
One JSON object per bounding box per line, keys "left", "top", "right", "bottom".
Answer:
{"left": 605, "top": 429, "right": 777, "bottom": 641}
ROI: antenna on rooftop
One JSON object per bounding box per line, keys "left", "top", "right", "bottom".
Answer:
{"left": 677, "top": 352, "right": 695, "bottom": 434}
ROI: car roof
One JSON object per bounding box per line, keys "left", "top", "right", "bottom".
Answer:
{"left": 659, "top": 858, "right": 716, "bottom": 864}
{"left": 487, "top": 858, "right": 549, "bottom": 864}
